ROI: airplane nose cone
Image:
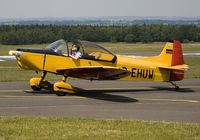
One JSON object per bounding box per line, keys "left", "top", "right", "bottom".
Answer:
{"left": 9, "top": 50, "right": 22, "bottom": 56}
{"left": 9, "top": 50, "right": 16, "bottom": 56}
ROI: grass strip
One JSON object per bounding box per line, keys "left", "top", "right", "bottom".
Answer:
{"left": 1, "top": 42, "right": 200, "bottom": 55}
{"left": 0, "top": 117, "right": 199, "bottom": 140}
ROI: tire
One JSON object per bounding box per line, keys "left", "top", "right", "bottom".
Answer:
{"left": 31, "top": 86, "right": 42, "bottom": 91}
{"left": 175, "top": 86, "right": 179, "bottom": 91}
{"left": 55, "top": 92, "right": 66, "bottom": 96}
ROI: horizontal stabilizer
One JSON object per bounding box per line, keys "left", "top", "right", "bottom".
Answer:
{"left": 159, "top": 64, "right": 189, "bottom": 70}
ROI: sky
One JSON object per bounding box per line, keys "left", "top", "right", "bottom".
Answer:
{"left": 0, "top": 0, "right": 199, "bottom": 19}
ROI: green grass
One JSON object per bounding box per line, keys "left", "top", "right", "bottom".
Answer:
{"left": 1, "top": 42, "right": 200, "bottom": 55}
{"left": 0, "top": 61, "right": 62, "bottom": 82}
{"left": 0, "top": 117, "right": 199, "bottom": 140}
{"left": 0, "top": 61, "right": 77, "bottom": 81}
{"left": 0, "top": 44, "right": 47, "bottom": 56}
{"left": 184, "top": 57, "right": 200, "bottom": 78}
{"left": 101, "top": 42, "right": 200, "bottom": 53}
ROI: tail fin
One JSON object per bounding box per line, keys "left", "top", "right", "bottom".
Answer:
{"left": 159, "top": 40, "right": 187, "bottom": 81}
{"left": 170, "top": 40, "right": 186, "bottom": 81}
{"left": 171, "top": 40, "right": 185, "bottom": 66}
{"left": 158, "top": 41, "right": 174, "bottom": 66}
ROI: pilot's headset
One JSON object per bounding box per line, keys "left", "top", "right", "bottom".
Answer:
{"left": 76, "top": 44, "right": 80, "bottom": 51}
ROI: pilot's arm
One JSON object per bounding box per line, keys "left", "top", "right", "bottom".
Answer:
{"left": 70, "top": 52, "right": 82, "bottom": 60}
{"left": 70, "top": 55, "right": 80, "bottom": 60}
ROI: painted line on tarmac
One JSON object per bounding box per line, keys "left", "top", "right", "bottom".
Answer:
{"left": 87, "top": 86, "right": 200, "bottom": 90}
{"left": 0, "top": 95, "right": 85, "bottom": 99}
{"left": 0, "top": 90, "right": 32, "bottom": 92}
{"left": 0, "top": 87, "right": 158, "bottom": 92}
{"left": 86, "top": 87, "right": 155, "bottom": 90}
{"left": 137, "top": 98, "right": 200, "bottom": 103}
{"left": 0, "top": 95, "right": 199, "bottom": 103}
{"left": 0, "top": 85, "right": 199, "bottom": 93}
{"left": 0, "top": 67, "right": 19, "bottom": 69}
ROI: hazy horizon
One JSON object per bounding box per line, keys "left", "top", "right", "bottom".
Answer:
{"left": 0, "top": 0, "right": 199, "bottom": 19}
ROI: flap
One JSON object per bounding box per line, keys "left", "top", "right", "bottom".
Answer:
{"left": 57, "top": 66, "right": 130, "bottom": 80}
{"left": 159, "top": 64, "right": 189, "bottom": 70}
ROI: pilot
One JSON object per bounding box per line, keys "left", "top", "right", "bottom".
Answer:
{"left": 70, "top": 43, "right": 82, "bottom": 60}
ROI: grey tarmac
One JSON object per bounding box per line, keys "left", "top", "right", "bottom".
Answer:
{"left": 0, "top": 79, "right": 200, "bottom": 123}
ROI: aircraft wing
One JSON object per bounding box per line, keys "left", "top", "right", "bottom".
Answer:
{"left": 159, "top": 64, "right": 189, "bottom": 70}
{"left": 56, "top": 66, "right": 131, "bottom": 80}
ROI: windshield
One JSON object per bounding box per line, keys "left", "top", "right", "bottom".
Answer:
{"left": 78, "top": 41, "right": 116, "bottom": 62}
{"left": 45, "top": 39, "right": 68, "bottom": 56}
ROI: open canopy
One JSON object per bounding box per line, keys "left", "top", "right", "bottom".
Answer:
{"left": 45, "top": 39, "right": 68, "bottom": 56}
{"left": 45, "top": 40, "right": 117, "bottom": 63}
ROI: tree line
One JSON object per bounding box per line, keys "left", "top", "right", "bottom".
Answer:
{"left": 0, "top": 24, "right": 199, "bottom": 45}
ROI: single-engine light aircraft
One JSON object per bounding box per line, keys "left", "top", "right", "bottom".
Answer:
{"left": 9, "top": 40, "right": 189, "bottom": 95}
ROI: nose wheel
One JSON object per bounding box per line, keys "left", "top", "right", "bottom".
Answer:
{"left": 30, "top": 73, "right": 77, "bottom": 95}
{"left": 30, "top": 71, "right": 52, "bottom": 91}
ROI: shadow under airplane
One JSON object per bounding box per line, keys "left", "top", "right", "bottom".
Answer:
{"left": 25, "top": 86, "right": 194, "bottom": 103}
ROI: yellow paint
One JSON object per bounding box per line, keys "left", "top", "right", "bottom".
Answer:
{"left": 43, "top": 42, "right": 173, "bottom": 82}
{"left": 30, "top": 77, "right": 41, "bottom": 87}
{"left": 18, "top": 52, "right": 44, "bottom": 71}
{"left": 54, "top": 81, "right": 77, "bottom": 93}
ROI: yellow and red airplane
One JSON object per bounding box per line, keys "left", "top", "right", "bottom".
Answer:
{"left": 9, "top": 40, "right": 189, "bottom": 95}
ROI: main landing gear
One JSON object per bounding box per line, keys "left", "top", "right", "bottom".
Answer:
{"left": 54, "top": 76, "right": 77, "bottom": 96}
{"left": 170, "top": 81, "right": 179, "bottom": 90}
{"left": 29, "top": 71, "right": 77, "bottom": 96}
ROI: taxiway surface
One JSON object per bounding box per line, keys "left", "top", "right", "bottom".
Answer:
{"left": 0, "top": 79, "right": 200, "bottom": 123}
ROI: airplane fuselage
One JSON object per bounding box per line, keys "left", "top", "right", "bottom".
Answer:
{"left": 9, "top": 40, "right": 188, "bottom": 93}
{"left": 17, "top": 51, "right": 170, "bottom": 82}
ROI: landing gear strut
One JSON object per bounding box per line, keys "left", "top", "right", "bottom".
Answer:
{"left": 170, "top": 82, "right": 179, "bottom": 90}
{"left": 54, "top": 76, "right": 77, "bottom": 96}
{"left": 30, "top": 71, "right": 52, "bottom": 91}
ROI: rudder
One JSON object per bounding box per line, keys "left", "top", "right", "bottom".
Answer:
{"left": 171, "top": 40, "right": 185, "bottom": 66}
{"left": 170, "top": 40, "right": 185, "bottom": 81}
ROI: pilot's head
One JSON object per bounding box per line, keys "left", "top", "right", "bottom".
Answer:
{"left": 72, "top": 44, "right": 80, "bottom": 51}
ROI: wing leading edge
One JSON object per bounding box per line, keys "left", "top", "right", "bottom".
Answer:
{"left": 56, "top": 66, "right": 131, "bottom": 80}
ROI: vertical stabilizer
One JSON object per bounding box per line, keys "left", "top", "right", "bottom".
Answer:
{"left": 139, "top": 40, "right": 187, "bottom": 82}
{"left": 156, "top": 42, "right": 173, "bottom": 66}
{"left": 170, "top": 40, "right": 185, "bottom": 81}
{"left": 171, "top": 40, "right": 185, "bottom": 66}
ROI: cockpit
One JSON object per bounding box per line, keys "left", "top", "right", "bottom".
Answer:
{"left": 46, "top": 39, "right": 116, "bottom": 63}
